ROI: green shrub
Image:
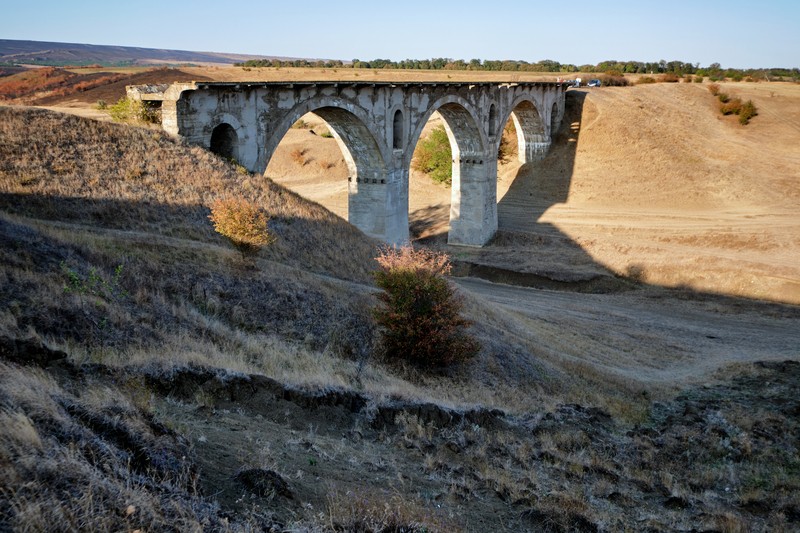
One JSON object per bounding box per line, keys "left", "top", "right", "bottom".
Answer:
{"left": 738, "top": 100, "right": 758, "bottom": 124}
{"left": 208, "top": 197, "right": 274, "bottom": 259}
{"left": 717, "top": 92, "right": 731, "bottom": 103}
{"left": 412, "top": 125, "right": 452, "bottom": 184}
{"left": 108, "top": 97, "right": 160, "bottom": 124}
{"left": 372, "top": 246, "right": 479, "bottom": 370}
{"left": 694, "top": 76, "right": 704, "bottom": 83}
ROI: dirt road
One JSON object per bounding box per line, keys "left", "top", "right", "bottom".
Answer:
{"left": 455, "top": 276, "right": 800, "bottom": 386}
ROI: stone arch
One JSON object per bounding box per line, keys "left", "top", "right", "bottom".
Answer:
{"left": 407, "top": 95, "right": 496, "bottom": 246}
{"left": 207, "top": 112, "right": 245, "bottom": 162}
{"left": 501, "top": 97, "right": 549, "bottom": 163}
{"left": 261, "top": 98, "right": 391, "bottom": 240}
{"left": 263, "top": 97, "right": 389, "bottom": 174}
{"left": 392, "top": 109, "right": 403, "bottom": 150}
{"left": 210, "top": 123, "right": 238, "bottom": 161}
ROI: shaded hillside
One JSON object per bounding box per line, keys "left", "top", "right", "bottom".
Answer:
{"left": 0, "top": 106, "right": 572, "bottom": 408}
{"left": 0, "top": 107, "right": 381, "bottom": 376}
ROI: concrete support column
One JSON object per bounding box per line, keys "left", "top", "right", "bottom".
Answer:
{"left": 348, "top": 165, "right": 409, "bottom": 245}
{"left": 448, "top": 153, "right": 497, "bottom": 246}
{"left": 383, "top": 164, "right": 410, "bottom": 245}
{"left": 348, "top": 168, "right": 386, "bottom": 240}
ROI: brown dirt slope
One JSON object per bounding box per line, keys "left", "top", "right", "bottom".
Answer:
{"left": 34, "top": 67, "right": 212, "bottom": 106}
{"left": 463, "top": 82, "right": 800, "bottom": 304}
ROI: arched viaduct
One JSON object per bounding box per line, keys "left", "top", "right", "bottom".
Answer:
{"left": 129, "top": 80, "right": 567, "bottom": 246}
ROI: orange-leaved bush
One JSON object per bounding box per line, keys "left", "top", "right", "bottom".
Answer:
{"left": 372, "top": 246, "right": 479, "bottom": 369}
{"left": 208, "top": 197, "right": 274, "bottom": 258}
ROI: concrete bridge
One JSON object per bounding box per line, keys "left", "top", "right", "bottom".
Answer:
{"left": 128, "top": 80, "right": 567, "bottom": 246}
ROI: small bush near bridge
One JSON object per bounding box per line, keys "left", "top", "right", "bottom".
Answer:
{"left": 108, "top": 97, "right": 160, "bottom": 124}
{"left": 373, "top": 246, "right": 479, "bottom": 370}
{"left": 598, "top": 74, "right": 630, "bottom": 87}
{"left": 208, "top": 197, "right": 274, "bottom": 259}
{"left": 412, "top": 125, "right": 452, "bottom": 185}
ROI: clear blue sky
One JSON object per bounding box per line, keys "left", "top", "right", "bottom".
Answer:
{"left": 1, "top": 0, "right": 798, "bottom": 68}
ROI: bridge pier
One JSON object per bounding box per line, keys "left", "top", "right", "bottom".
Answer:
{"left": 349, "top": 166, "right": 410, "bottom": 245}
{"left": 448, "top": 154, "right": 498, "bottom": 246}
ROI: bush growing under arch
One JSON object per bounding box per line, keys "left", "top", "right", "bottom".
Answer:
{"left": 372, "top": 246, "right": 479, "bottom": 370}
{"left": 412, "top": 125, "right": 452, "bottom": 184}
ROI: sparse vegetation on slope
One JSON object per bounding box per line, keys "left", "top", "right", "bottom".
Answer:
{"left": 412, "top": 125, "right": 452, "bottom": 184}
{"left": 708, "top": 83, "right": 758, "bottom": 124}
{"left": 0, "top": 359, "right": 250, "bottom": 531}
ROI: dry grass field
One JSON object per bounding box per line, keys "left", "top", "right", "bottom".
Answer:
{"left": 1, "top": 66, "right": 799, "bottom": 531}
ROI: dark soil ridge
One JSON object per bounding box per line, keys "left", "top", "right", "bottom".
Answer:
{"left": 141, "top": 365, "right": 512, "bottom": 433}
{"left": 4, "top": 336, "right": 799, "bottom": 530}
{"left": 451, "top": 259, "right": 632, "bottom": 293}
{"left": 0, "top": 335, "right": 510, "bottom": 433}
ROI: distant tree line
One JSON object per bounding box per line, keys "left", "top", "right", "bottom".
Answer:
{"left": 234, "top": 57, "right": 799, "bottom": 81}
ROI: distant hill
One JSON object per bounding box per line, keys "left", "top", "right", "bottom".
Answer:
{"left": 0, "top": 39, "right": 301, "bottom": 66}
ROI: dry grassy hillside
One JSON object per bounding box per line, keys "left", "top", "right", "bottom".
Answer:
{"left": 1, "top": 78, "right": 799, "bottom": 530}
{"left": 0, "top": 105, "right": 597, "bottom": 409}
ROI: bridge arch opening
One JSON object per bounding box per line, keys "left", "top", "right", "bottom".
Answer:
{"left": 408, "top": 100, "right": 493, "bottom": 245}
{"left": 264, "top": 106, "right": 389, "bottom": 239}
{"left": 209, "top": 123, "right": 238, "bottom": 162}
{"left": 508, "top": 100, "right": 547, "bottom": 163}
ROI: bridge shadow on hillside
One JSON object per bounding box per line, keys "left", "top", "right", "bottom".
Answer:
{"left": 415, "top": 91, "right": 621, "bottom": 290}
{"left": 497, "top": 91, "right": 585, "bottom": 235}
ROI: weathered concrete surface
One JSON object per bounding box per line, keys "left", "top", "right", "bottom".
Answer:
{"left": 128, "top": 81, "right": 567, "bottom": 246}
